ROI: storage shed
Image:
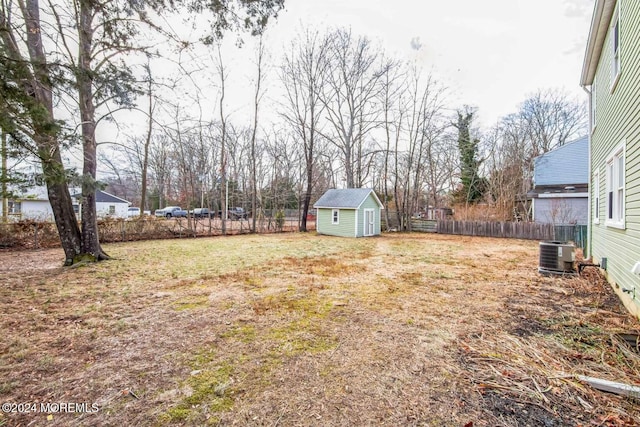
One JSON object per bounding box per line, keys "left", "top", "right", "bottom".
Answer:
{"left": 313, "top": 188, "right": 383, "bottom": 237}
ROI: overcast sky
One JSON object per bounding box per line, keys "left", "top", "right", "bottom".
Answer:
{"left": 258, "top": 0, "right": 594, "bottom": 126}
{"left": 92, "top": 0, "right": 596, "bottom": 176}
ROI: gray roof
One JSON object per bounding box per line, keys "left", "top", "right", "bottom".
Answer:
{"left": 313, "top": 188, "right": 382, "bottom": 209}
{"left": 533, "top": 136, "right": 589, "bottom": 187}
{"left": 96, "top": 190, "right": 129, "bottom": 204}
{"left": 72, "top": 190, "right": 130, "bottom": 204}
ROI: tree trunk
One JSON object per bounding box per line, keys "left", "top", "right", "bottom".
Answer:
{"left": 300, "top": 143, "right": 313, "bottom": 232}
{"left": 14, "top": 0, "right": 84, "bottom": 264}
{"left": 78, "top": 0, "right": 108, "bottom": 260}
{"left": 250, "top": 36, "right": 263, "bottom": 233}
{"left": 1, "top": 131, "right": 7, "bottom": 224}
{"left": 43, "top": 156, "right": 83, "bottom": 265}
{"left": 217, "top": 46, "right": 227, "bottom": 235}
{"left": 140, "top": 67, "right": 153, "bottom": 216}
{"left": 300, "top": 107, "right": 316, "bottom": 232}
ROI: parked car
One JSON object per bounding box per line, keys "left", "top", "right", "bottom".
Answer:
{"left": 127, "top": 207, "right": 140, "bottom": 217}
{"left": 155, "top": 206, "right": 188, "bottom": 218}
{"left": 218, "top": 207, "right": 248, "bottom": 220}
{"left": 190, "top": 208, "right": 212, "bottom": 218}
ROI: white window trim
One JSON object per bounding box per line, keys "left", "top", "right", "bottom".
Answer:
{"left": 331, "top": 209, "right": 339, "bottom": 225}
{"left": 593, "top": 170, "right": 600, "bottom": 224}
{"left": 605, "top": 142, "right": 625, "bottom": 229}
{"left": 611, "top": 4, "right": 621, "bottom": 92}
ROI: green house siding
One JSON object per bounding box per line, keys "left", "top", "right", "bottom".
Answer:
{"left": 590, "top": 0, "right": 640, "bottom": 315}
{"left": 317, "top": 208, "right": 357, "bottom": 237}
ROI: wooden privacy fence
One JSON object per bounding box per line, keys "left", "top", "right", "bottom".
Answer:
{"left": 386, "top": 219, "right": 587, "bottom": 250}
{"left": 435, "top": 220, "right": 555, "bottom": 240}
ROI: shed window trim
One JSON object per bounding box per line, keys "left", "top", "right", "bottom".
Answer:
{"left": 605, "top": 142, "right": 625, "bottom": 229}
{"left": 331, "top": 209, "right": 339, "bottom": 225}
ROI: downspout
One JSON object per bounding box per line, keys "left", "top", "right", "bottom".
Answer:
{"left": 582, "top": 84, "right": 592, "bottom": 259}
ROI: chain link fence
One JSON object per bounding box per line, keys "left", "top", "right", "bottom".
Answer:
{"left": 0, "top": 215, "right": 315, "bottom": 251}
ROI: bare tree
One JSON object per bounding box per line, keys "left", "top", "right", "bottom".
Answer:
{"left": 377, "top": 58, "right": 406, "bottom": 229}
{"left": 139, "top": 63, "right": 155, "bottom": 216}
{"left": 377, "top": 62, "right": 450, "bottom": 230}
{"left": 250, "top": 35, "right": 266, "bottom": 232}
{"left": 280, "top": 28, "right": 329, "bottom": 231}
{"left": 320, "top": 29, "right": 387, "bottom": 188}
{"left": 148, "top": 134, "right": 173, "bottom": 209}
{"left": 216, "top": 44, "right": 229, "bottom": 234}
{"left": 520, "top": 88, "right": 587, "bottom": 155}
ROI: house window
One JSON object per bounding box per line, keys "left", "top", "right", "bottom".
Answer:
{"left": 109, "top": 205, "right": 116, "bottom": 215}
{"left": 605, "top": 144, "right": 625, "bottom": 228}
{"left": 593, "top": 171, "right": 599, "bottom": 224}
{"left": 332, "top": 209, "right": 339, "bottom": 224}
{"left": 8, "top": 201, "right": 21, "bottom": 214}
{"left": 611, "top": 5, "right": 621, "bottom": 88}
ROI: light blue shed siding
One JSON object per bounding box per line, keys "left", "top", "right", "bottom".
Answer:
{"left": 534, "top": 136, "right": 589, "bottom": 186}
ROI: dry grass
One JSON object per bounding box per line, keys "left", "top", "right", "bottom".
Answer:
{"left": 0, "top": 233, "right": 639, "bottom": 426}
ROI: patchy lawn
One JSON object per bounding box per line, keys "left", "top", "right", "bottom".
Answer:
{"left": 1, "top": 233, "right": 639, "bottom": 426}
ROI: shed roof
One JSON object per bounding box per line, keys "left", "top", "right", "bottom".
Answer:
{"left": 313, "top": 188, "right": 382, "bottom": 209}
{"left": 533, "top": 136, "right": 589, "bottom": 187}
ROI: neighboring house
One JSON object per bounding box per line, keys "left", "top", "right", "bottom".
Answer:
{"left": 581, "top": 0, "right": 640, "bottom": 317}
{"left": 71, "top": 190, "right": 131, "bottom": 218}
{"left": 528, "top": 136, "right": 589, "bottom": 225}
{"left": 1, "top": 187, "right": 130, "bottom": 220}
{"left": 313, "top": 188, "right": 383, "bottom": 237}
{"left": 0, "top": 186, "right": 58, "bottom": 221}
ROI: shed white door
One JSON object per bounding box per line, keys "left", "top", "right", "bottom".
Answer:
{"left": 364, "top": 209, "right": 375, "bottom": 236}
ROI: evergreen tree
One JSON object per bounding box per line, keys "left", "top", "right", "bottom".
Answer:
{"left": 453, "top": 108, "right": 485, "bottom": 204}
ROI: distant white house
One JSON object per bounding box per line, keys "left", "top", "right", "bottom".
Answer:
{"left": 527, "top": 136, "right": 589, "bottom": 225}
{"left": 1, "top": 186, "right": 57, "bottom": 221}
{"left": 1, "top": 186, "right": 130, "bottom": 221}
{"left": 71, "top": 190, "right": 131, "bottom": 219}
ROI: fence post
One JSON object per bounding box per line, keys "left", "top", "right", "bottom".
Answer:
{"left": 33, "top": 223, "right": 38, "bottom": 249}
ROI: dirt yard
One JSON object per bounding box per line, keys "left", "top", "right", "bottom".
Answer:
{"left": 1, "top": 233, "right": 639, "bottom": 426}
